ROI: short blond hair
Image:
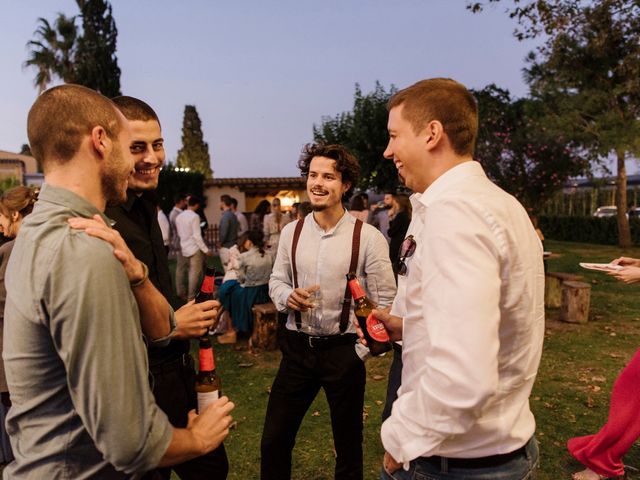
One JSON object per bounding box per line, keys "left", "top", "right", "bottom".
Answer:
{"left": 388, "top": 78, "right": 478, "bottom": 157}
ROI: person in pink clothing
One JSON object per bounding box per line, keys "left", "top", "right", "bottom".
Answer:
{"left": 567, "top": 255, "right": 640, "bottom": 480}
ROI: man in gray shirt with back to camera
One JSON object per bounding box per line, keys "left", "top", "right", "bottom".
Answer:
{"left": 2, "top": 84, "right": 234, "bottom": 479}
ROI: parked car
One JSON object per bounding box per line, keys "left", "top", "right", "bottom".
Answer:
{"left": 628, "top": 207, "right": 640, "bottom": 219}
{"left": 593, "top": 206, "right": 617, "bottom": 218}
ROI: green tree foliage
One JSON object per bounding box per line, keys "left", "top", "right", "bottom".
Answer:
{"left": 19, "top": 144, "right": 32, "bottom": 156}
{"left": 176, "top": 105, "right": 213, "bottom": 179}
{"left": 473, "top": 84, "right": 589, "bottom": 213}
{"left": 24, "top": 0, "right": 121, "bottom": 96}
{"left": 74, "top": 0, "right": 121, "bottom": 97}
{"left": 156, "top": 166, "right": 205, "bottom": 214}
{"left": 24, "top": 14, "right": 78, "bottom": 92}
{"left": 0, "top": 177, "right": 21, "bottom": 194}
{"left": 469, "top": 0, "right": 640, "bottom": 247}
{"left": 314, "top": 82, "right": 399, "bottom": 192}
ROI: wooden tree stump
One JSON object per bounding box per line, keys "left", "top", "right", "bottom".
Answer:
{"left": 560, "top": 280, "right": 591, "bottom": 324}
{"left": 545, "top": 272, "right": 584, "bottom": 308}
{"left": 250, "top": 302, "right": 279, "bottom": 351}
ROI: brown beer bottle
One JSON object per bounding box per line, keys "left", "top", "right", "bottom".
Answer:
{"left": 196, "top": 336, "right": 222, "bottom": 413}
{"left": 195, "top": 267, "right": 216, "bottom": 303}
{"left": 346, "top": 273, "right": 391, "bottom": 356}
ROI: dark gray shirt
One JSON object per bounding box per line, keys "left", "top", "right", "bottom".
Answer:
{"left": 3, "top": 184, "right": 172, "bottom": 479}
{"left": 218, "top": 209, "right": 238, "bottom": 248}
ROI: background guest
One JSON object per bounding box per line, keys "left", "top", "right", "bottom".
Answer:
{"left": 218, "top": 231, "right": 273, "bottom": 340}
{"left": 0, "top": 185, "right": 38, "bottom": 464}
{"left": 387, "top": 193, "right": 412, "bottom": 278}
{"left": 348, "top": 193, "right": 369, "bottom": 223}
{"left": 566, "top": 255, "right": 640, "bottom": 480}
{"left": 250, "top": 199, "right": 271, "bottom": 234}
{"left": 263, "top": 197, "right": 290, "bottom": 256}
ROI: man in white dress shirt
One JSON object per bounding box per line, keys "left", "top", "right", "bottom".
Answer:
{"left": 175, "top": 195, "right": 212, "bottom": 299}
{"left": 374, "top": 78, "right": 545, "bottom": 480}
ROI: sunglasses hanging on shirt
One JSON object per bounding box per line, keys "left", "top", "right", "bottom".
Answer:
{"left": 395, "top": 234, "right": 416, "bottom": 276}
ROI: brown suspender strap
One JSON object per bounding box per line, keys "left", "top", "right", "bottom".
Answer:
{"left": 291, "top": 218, "right": 363, "bottom": 332}
{"left": 340, "top": 219, "right": 363, "bottom": 332}
{"left": 291, "top": 218, "right": 305, "bottom": 329}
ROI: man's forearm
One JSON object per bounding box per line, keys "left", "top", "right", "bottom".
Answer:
{"left": 132, "top": 279, "right": 172, "bottom": 340}
{"left": 157, "top": 428, "right": 201, "bottom": 467}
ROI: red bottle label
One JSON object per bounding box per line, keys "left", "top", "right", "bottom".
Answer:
{"left": 347, "top": 279, "right": 366, "bottom": 300}
{"left": 201, "top": 276, "right": 215, "bottom": 294}
{"left": 199, "top": 348, "right": 215, "bottom": 371}
{"left": 366, "top": 314, "right": 390, "bottom": 342}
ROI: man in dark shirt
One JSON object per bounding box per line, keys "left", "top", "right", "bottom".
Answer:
{"left": 106, "top": 96, "right": 229, "bottom": 480}
{"left": 217, "top": 197, "right": 238, "bottom": 270}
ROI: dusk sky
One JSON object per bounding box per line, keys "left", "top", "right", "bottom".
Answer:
{"left": 2, "top": 1, "right": 544, "bottom": 178}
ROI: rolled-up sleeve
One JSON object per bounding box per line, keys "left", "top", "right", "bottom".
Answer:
{"left": 362, "top": 229, "right": 396, "bottom": 307}
{"left": 48, "top": 233, "right": 172, "bottom": 473}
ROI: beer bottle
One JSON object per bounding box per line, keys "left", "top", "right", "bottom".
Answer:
{"left": 196, "top": 335, "right": 222, "bottom": 413}
{"left": 346, "top": 273, "right": 391, "bottom": 356}
{"left": 195, "top": 267, "right": 216, "bottom": 303}
{"left": 195, "top": 267, "right": 221, "bottom": 335}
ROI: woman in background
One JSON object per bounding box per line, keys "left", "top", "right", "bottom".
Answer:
{"left": 263, "top": 197, "right": 290, "bottom": 255}
{"left": 0, "top": 186, "right": 38, "bottom": 463}
{"left": 567, "top": 255, "right": 640, "bottom": 480}
{"left": 250, "top": 199, "right": 271, "bottom": 234}
{"left": 387, "top": 193, "right": 412, "bottom": 278}
{"left": 218, "top": 231, "right": 273, "bottom": 340}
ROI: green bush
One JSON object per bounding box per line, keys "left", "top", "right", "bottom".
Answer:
{"left": 157, "top": 167, "right": 205, "bottom": 213}
{"left": 539, "top": 215, "right": 640, "bottom": 245}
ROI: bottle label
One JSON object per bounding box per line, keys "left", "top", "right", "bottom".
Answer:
{"left": 366, "top": 313, "right": 390, "bottom": 342}
{"left": 200, "top": 275, "right": 215, "bottom": 294}
{"left": 347, "top": 278, "right": 366, "bottom": 300}
{"left": 197, "top": 390, "right": 220, "bottom": 413}
{"left": 199, "top": 349, "right": 215, "bottom": 371}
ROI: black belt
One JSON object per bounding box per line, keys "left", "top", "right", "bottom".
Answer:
{"left": 149, "top": 353, "right": 193, "bottom": 374}
{"left": 287, "top": 330, "right": 358, "bottom": 349}
{"left": 392, "top": 342, "right": 402, "bottom": 353}
{"left": 421, "top": 444, "right": 527, "bottom": 470}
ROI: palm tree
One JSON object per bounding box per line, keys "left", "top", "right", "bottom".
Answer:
{"left": 24, "top": 14, "right": 78, "bottom": 93}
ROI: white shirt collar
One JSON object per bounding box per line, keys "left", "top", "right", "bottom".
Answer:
{"left": 412, "top": 160, "right": 487, "bottom": 209}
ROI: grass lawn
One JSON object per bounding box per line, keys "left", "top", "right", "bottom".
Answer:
{"left": 175, "top": 240, "right": 640, "bottom": 480}
{"left": 4, "top": 242, "right": 638, "bottom": 479}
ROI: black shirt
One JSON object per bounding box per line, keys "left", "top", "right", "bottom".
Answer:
{"left": 106, "top": 190, "right": 189, "bottom": 367}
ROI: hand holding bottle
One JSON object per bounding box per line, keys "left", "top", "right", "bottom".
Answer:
{"left": 369, "top": 307, "right": 403, "bottom": 342}
{"left": 187, "top": 396, "right": 235, "bottom": 454}
{"left": 173, "top": 299, "right": 220, "bottom": 339}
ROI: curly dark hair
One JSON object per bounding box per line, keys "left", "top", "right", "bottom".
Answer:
{"left": 297, "top": 143, "right": 360, "bottom": 202}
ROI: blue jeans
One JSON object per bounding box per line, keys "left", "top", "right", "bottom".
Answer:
{"left": 381, "top": 437, "right": 538, "bottom": 480}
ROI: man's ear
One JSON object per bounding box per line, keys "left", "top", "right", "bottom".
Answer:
{"left": 90, "top": 125, "right": 110, "bottom": 159}
{"left": 424, "top": 120, "right": 444, "bottom": 151}
{"left": 342, "top": 181, "right": 352, "bottom": 196}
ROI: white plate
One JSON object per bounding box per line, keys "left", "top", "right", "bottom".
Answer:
{"left": 579, "top": 262, "right": 623, "bottom": 271}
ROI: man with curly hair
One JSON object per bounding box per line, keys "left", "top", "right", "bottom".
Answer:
{"left": 261, "top": 143, "right": 396, "bottom": 480}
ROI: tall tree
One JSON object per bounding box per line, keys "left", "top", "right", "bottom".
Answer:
{"left": 469, "top": 0, "right": 640, "bottom": 246}
{"left": 473, "top": 84, "right": 589, "bottom": 213}
{"left": 314, "top": 82, "right": 398, "bottom": 192}
{"left": 176, "top": 105, "right": 213, "bottom": 178}
{"left": 24, "top": 14, "right": 78, "bottom": 92}
{"left": 74, "top": 0, "right": 121, "bottom": 97}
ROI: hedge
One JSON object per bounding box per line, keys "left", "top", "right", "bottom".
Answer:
{"left": 539, "top": 215, "right": 640, "bottom": 245}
